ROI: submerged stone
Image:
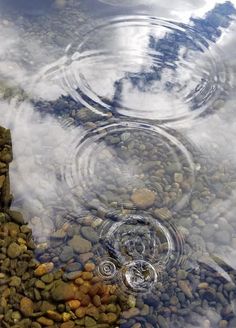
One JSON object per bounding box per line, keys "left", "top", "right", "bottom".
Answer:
{"left": 68, "top": 235, "right": 92, "bottom": 253}
{"left": 131, "top": 188, "right": 156, "bottom": 209}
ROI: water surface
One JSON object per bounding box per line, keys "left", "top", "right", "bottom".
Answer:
{"left": 0, "top": 1, "right": 236, "bottom": 327}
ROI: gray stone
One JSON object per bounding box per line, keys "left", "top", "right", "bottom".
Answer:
{"left": 65, "top": 262, "right": 82, "bottom": 272}
{"left": 59, "top": 246, "right": 74, "bottom": 262}
{"left": 191, "top": 199, "right": 205, "bottom": 213}
{"left": 80, "top": 226, "right": 99, "bottom": 243}
{"left": 68, "top": 235, "right": 92, "bottom": 253}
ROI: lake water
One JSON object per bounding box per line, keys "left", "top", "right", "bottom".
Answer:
{"left": 0, "top": 1, "right": 236, "bottom": 327}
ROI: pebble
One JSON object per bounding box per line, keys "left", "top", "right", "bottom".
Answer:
{"left": 66, "top": 262, "right": 82, "bottom": 272}
{"left": 67, "top": 300, "right": 81, "bottom": 310}
{"left": 140, "top": 304, "right": 149, "bottom": 316}
{"left": 81, "top": 226, "right": 99, "bottom": 243}
{"left": 157, "top": 315, "right": 168, "bottom": 328}
{"left": 75, "top": 307, "right": 86, "bottom": 318}
{"left": 122, "top": 308, "right": 140, "bottom": 319}
{"left": 9, "top": 276, "right": 21, "bottom": 287}
{"left": 41, "top": 273, "right": 54, "bottom": 283}
{"left": 62, "top": 312, "right": 72, "bottom": 321}
{"left": 68, "top": 235, "right": 92, "bottom": 253}
{"left": 85, "top": 262, "right": 96, "bottom": 272}
{"left": 51, "top": 229, "right": 66, "bottom": 239}
{"left": 34, "top": 262, "right": 54, "bottom": 276}
{"left": 47, "top": 310, "right": 62, "bottom": 321}
{"left": 60, "top": 321, "right": 75, "bottom": 328}
{"left": 20, "top": 297, "right": 34, "bottom": 317}
{"left": 79, "top": 252, "right": 94, "bottom": 264}
{"left": 191, "top": 199, "right": 205, "bottom": 213}
{"left": 84, "top": 316, "right": 96, "bottom": 326}
{"left": 60, "top": 246, "right": 74, "bottom": 262}
{"left": 170, "top": 295, "right": 179, "bottom": 305}
{"left": 7, "top": 210, "right": 25, "bottom": 225}
{"left": 91, "top": 218, "right": 103, "bottom": 228}
{"left": 37, "top": 316, "right": 54, "bottom": 326}
{"left": 7, "top": 242, "right": 21, "bottom": 258}
{"left": 64, "top": 271, "right": 82, "bottom": 280}
{"left": 11, "top": 311, "right": 22, "bottom": 321}
{"left": 177, "top": 269, "right": 188, "bottom": 281}
{"left": 132, "top": 324, "right": 141, "bottom": 328}
{"left": 131, "top": 188, "right": 156, "bottom": 209}
{"left": 198, "top": 282, "right": 209, "bottom": 289}
{"left": 174, "top": 172, "right": 183, "bottom": 183}
{"left": 224, "top": 282, "right": 235, "bottom": 292}
{"left": 178, "top": 280, "right": 193, "bottom": 299}
{"left": 154, "top": 207, "right": 172, "bottom": 220}
{"left": 51, "top": 282, "right": 76, "bottom": 301}
{"left": 35, "top": 280, "right": 46, "bottom": 289}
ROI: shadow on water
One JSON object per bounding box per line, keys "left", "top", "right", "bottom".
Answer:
{"left": 1, "top": 1, "right": 236, "bottom": 327}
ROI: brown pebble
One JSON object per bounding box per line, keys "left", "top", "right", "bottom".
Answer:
{"left": 34, "top": 262, "right": 54, "bottom": 276}
{"left": 81, "top": 294, "right": 91, "bottom": 306}
{"left": 46, "top": 310, "right": 62, "bottom": 321}
{"left": 131, "top": 188, "right": 156, "bottom": 209}
{"left": 88, "top": 283, "right": 101, "bottom": 297}
{"left": 80, "top": 284, "right": 90, "bottom": 294}
{"left": 84, "top": 262, "right": 95, "bottom": 272}
{"left": 60, "top": 321, "right": 75, "bottom": 328}
{"left": 93, "top": 295, "right": 101, "bottom": 307}
{"left": 51, "top": 282, "right": 76, "bottom": 302}
{"left": 37, "top": 316, "right": 54, "bottom": 326}
{"left": 66, "top": 300, "right": 81, "bottom": 310}
{"left": 178, "top": 280, "right": 193, "bottom": 299}
{"left": 0, "top": 175, "right": 5, "bottom": 188}
{"left": 20, "top": 297, "right": 34, "bottom": 317}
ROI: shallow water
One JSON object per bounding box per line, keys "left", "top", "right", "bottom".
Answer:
{"left": 1, "top": 0, "right": 236, "bottom": 327}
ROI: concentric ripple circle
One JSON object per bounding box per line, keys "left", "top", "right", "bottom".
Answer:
{"left": 63, "top": 122, "right": 194, "bottom": 212}
{"left": 97, "top": 213, "right": 185, "bottom": 293}
{"left": 45, "top": 16, "right": 228, "bottom": 123}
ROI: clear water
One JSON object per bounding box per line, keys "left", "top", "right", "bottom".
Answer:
{"left": 1, "top": 0, "right": 236, "bottom": 327}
